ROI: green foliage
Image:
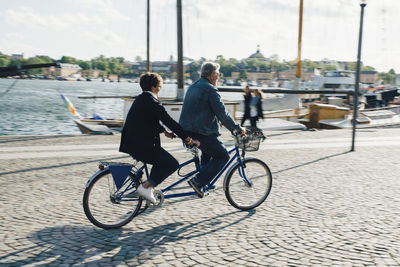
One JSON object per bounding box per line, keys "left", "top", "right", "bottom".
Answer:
{"left": 189, "top": 61, "right": 200, "bottom": 80}
{"left": 302, "top": 59, "right": 318, "bottom": 71}
{"left": 0, "top": 52, "right": 11, "bottom": 67}
{"left": 60, "top": 56, "right": 78, "bottom": 64}
{"left": 361, "top": 65, "right": 375, "bottom": 71}
{"left": 0, "top": 51, "right": 395, "bottom": 83}
{"left": 135, "top": 56, "right": 142, "bottom": 62}
{"left": 323, "top": 65, "right": 337, "bottom": 71}
{"left": 78, "top": 60, "right": 90, "bottom": 70}
{"left": 378, "top": 69, "right": 396, "bottom": 85}
{"left": 239, "top": 69, "right": 247, "bottom": 80}
{"left": 215, "top": 55, "right": 237, "bottom": 78}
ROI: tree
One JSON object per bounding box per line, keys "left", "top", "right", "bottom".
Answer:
{"left": 245, "top": 58, "right": 261, "bottom": 71}
{"left": 60, "top": 56, "right": 78, "bottom": 64}
{"left": 0, "top": 52, "right": 10, "bottom": 67}
{"left": 361, "top": 65, "right": 375, "bottom": 71}
{"left": 324, "top": 65, "right": 337, "bottom": 71}
{"left": 378, "top": 69, "right": 396, "bottom": 85}
{"left": 239, "top": 69, "right": 247, "bottom": 80}
{"left": 302, "top": 59, "right": 318, "bottom": 71}
{"left": 78, "top": 60, "right": 90, "bottom": 70}
{"left": 189, "top": 61, "right": 200, "bottom": 80}
{"left": 216, "top": 55, "right": 236, "bottom": 78}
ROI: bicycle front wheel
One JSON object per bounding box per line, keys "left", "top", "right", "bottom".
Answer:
{"left": 83, "top": 170, "right": 143, "bottom": 229}
{"left": 224, "top": 158, "right": 272, "bottom": 210}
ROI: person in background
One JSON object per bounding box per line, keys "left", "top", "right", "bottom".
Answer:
{"left": 241, "top": 85, "right": 252, "bottom": 127}
{"left": 119, "top": 72, "right": 199, "bottom": 203}
{"left": 249, "top": 88, "right": 264, "bottom": 128}
{"left": 179, "top": 62, "right": 245, "bottom": 198}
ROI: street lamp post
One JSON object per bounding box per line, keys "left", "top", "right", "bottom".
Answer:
{"left": 351, "top": 0, "right": 367, "bottom": 152}
{"left": 146, "top": 0, "right": 151, "bottom": 72}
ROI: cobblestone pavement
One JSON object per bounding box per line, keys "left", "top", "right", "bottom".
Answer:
{"left": 1, "top": 128, "right": 400, "bottom": 266}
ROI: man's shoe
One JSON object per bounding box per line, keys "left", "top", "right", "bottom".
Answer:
{"left": 136, "top": 184, "right": 157, "bottom": 204}
{"left": 188, "top": 178, "right": 204, "bottom": 198}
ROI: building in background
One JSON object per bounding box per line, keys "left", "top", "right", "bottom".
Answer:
{"left": 42, "top": 63, "right": 81, "bottom": 78}
{"left": 360, "top": 71, "right": 378, "bottom": 85}
{"left": 10, "top": 53, "right": 24, "bottom": 59}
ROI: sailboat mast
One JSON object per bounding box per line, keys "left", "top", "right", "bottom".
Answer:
{"left": 296, "top": 0, "right": 303, "bottom": 79}
{"left": 146, "top": 0, "right": 151, "bottom": 72}
{"left": 176, "top": 0, "right": 184, "bottom": 101}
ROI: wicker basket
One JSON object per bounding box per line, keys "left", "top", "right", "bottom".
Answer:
{"left": 234, "top": 128, "right": 266, "bottom": 151}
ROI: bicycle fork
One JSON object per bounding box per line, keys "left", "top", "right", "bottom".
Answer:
{"left": 238, "top": 158, "right": 252, "bottom": 188}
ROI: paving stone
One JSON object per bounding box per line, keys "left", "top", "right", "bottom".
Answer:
{"left": 1, "top": 128, "right": 400, "bottom": 266}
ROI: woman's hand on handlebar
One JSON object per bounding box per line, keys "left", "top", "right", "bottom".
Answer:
{"left": 164, "top": 131, "right": 176, "bottom": 139}
{"left": 185, "top": 136, "right": 200, "bottom": 148}
{"left": 191, "top": 139, "right": 200, "bottom": 147}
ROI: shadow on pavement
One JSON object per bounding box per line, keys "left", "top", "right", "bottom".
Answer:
{"left": 0, "top": 210, "right": 255, "bottom": 266}
{"left": 273, "top": 150, "right": 351, "bottom": 175}
{"left": 0, "top": 135, "right": 80, "bottom": 144}
{"left": 0, "top": 155, "right": 129, "bottom": 176}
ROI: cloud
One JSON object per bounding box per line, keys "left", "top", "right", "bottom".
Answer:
{"left": 81, "top": 0, "right": 130, "bottom": 21}
{"left": 5, "top": 33, "right": 24, "bottom": 41}
{"left": 3, "top": 5, "right": 129, "bottom": 32}
{"left": 4, "top": 8, "right": 47, "bottom": 30}
{"left": 85, "top": 28, "right": 124, "bottom": 47}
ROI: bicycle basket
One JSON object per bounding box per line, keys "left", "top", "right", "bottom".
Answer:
{"left": 234, "top": 128, "right": 266, "bottom": 152}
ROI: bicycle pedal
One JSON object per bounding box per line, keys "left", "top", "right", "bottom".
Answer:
{"left": 146, "top": 189, "right": 164, "bottom": 208}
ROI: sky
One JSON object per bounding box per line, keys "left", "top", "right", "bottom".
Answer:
{"left": 0, "top": 0, "right": 399, "bottom": 72}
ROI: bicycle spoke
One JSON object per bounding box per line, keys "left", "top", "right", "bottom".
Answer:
{"left": 225, "top": 158, "right": 272, "bottom": 210}
{"left": 83, "top": 170, "right": 143, "bottom": 229}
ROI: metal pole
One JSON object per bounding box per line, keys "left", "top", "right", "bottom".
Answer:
{"left": 293, "top": 0, "right": 303, "bottom": 108}
{"left": 146, "top": 0, "right": 150, "bottom": 72}
{"left": 296, "top": 0, "right": 303, "bottom": 80}
{"left": 176, "top": 0, "right": 184, "bottom": 101}
{"left": 351, "top": 1, "right": 366, "bottom": 151}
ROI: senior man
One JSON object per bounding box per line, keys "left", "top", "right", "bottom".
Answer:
{"left": 179, "top": 62, "right": 245, "bottom": 198}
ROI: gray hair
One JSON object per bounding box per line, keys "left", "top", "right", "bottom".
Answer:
{"left": 200, "top": 62, "right": 220, "bottom": 78}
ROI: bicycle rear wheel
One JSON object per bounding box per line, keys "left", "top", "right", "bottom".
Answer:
{"left": 83, "top": 170, "right": 143, "bottom": 229}
{"left": 224, "top": 158, "right": 272, "bottom": 210}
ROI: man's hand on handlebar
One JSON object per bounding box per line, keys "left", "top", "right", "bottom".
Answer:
{"left": 233, "top": 127, "right": 246, "bottom": 136}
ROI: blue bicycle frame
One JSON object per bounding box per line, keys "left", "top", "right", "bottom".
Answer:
{"left": 124, "top": 145, "right": 251, "bottom": 200}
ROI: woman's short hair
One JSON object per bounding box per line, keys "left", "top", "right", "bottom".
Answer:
{"left": 139, "top": 72, "right": 162, "bottom": 92}
{"left": 200, "top": 62, "right": 220, "bottom": 78}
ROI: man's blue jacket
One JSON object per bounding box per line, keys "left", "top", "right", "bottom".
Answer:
{"left": 179, "top": 78, "right": 240, "bottom": 136}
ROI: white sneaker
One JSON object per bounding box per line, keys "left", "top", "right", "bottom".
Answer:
{"left": 136, "top": 184, "right": 157, "bottom": 204}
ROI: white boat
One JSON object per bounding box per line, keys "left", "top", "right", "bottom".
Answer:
{"left": 72, "top": 112, "right": 124, "bottom": 134}
{"left": 73, "top": 119, "right": 115, "bottom": 135}
{"left": 323, "top": 70, "right": 355, "bottom": 90}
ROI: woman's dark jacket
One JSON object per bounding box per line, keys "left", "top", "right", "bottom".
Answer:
{"left": 243, "top": 93, "right": 251, "bottom": 119}
{"left": 119, "top": 92, "right": 188, "bottom": 163}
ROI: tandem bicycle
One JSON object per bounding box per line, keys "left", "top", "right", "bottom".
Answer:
{"left": 83, "top": 128, "right": 272, "bottom": 229}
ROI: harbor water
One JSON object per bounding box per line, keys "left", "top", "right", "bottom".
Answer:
{"left": 0, "top": 79, "right": 244, "bottom": 135}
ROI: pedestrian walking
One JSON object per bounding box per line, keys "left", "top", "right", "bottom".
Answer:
{"left": 249, "top": 89, "right": 264, "bottom": 128}
{"left": 241, "top": 85, "right": 252, "bottom": 126}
